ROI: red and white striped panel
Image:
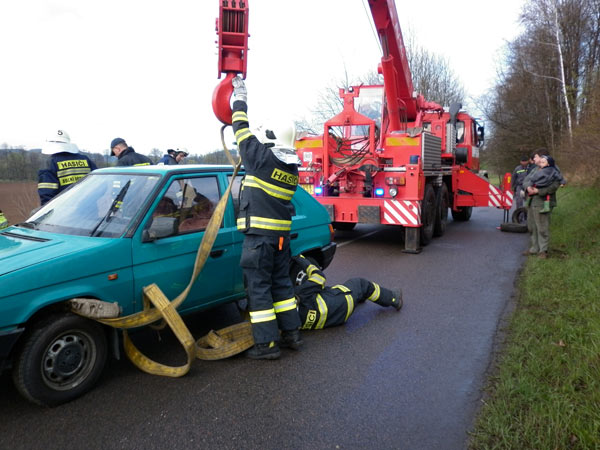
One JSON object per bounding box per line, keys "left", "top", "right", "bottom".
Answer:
{"left": 488, "top": 184, "right": 513, "bottom": 208}
{"left": 382, "top": 200, "right": 421, "bottom": 226}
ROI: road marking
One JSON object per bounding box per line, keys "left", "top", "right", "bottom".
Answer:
{"left": 337, "top": 229, "right": 381, "bottom": 248}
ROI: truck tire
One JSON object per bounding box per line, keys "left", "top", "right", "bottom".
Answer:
{"left": 512, "top": 207, "right": 527, "bottom": 224}
{"left": 420, "top": 184, "right": 436, "bottom": 245}
{"left": 500, "top": 222, "right": 528, "bottom": 233}
{"left": 12, "top": 312, "right": 107, "bottom": 406}
{"left": 433, "top": 183, "right": 449, "bottom": 237}
{"left": 332, "top": 222, "right": 356, "bottom": 231}
{"left": 451, "top": 206, "right": 473, "bottom": 222}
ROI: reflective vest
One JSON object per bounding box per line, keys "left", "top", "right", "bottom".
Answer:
{"left": 0, "top": 211, "right": 8, "bottom": 229}
{"left": 232, "top": 101, "right": 299, "bottom": 236}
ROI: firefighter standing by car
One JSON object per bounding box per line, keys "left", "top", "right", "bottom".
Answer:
{"left": 158, "top": 149, "right": 178, "bottom": 165}
{"left": 292, "top": 255, "right": 402, "bottom": 329}
{"left": 231, "top": 75, "right": 303, "bottom": 360}
{"left": 110, "top": 137, "right": 152, "bottom": 166}
{"left": 37, "top": 129, "right": 98, "bottom": 205}
{"left": 511, "top": 155, "right": 529, "bottom": 210}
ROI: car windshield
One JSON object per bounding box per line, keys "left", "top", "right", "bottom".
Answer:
{"left": 25, "top": 173, "right": 160, "bottom": 237}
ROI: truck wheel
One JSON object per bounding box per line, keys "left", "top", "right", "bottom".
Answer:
{"left": 420, "top": 184, "right": 436, "bottom": 245}
{"left": 332, "top": 222, "right": 356, "bottom": 231}
{"left": 433, "top": 183, "right": 449, "bottom": 237}
{"left": 512, "top": 207, "right": 527, "bottom": 224}
{"left": 12, "top": 313, "right": 107, "bottom": 406}
{"left": 451, "top": 206, "right": 473, "bottom": 222}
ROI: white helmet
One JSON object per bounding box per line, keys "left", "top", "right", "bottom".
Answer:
{"left": 254, "top": 120, "right": 298, "bottom": 150}
{"left": 42, "top": 129, "right": 79, "bottom": 155}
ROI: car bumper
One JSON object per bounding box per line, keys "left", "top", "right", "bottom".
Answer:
{"left": 0, "top": 328, "right": 24, "bottom": 372}
{"left": 320, "top": 242, "right": 337, "bottom": 270}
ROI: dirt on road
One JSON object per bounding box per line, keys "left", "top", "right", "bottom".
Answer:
{"left": 0, "top": 182, "right": 38, "bottom": 225}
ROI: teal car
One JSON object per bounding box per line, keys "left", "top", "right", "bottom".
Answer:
{"left": 0, "top": 165, "right": 336, "bottom": 406}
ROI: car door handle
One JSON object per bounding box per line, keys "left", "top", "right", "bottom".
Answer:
{"left": 290, "top": 233, "right": 298, "bottom": 240}
{"left": 210, "top": 249, "right": 225, "bottom": 258}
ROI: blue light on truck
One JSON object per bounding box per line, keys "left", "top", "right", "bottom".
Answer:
{"left": 375, "top": 188, "right": 384, "bottom": 196}
{"left": 315, "top": 187, "right": 323, "bottom": 195}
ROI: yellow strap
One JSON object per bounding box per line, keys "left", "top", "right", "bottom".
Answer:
{"left": 94, "top": 125, "right": 255, "bottom": 376}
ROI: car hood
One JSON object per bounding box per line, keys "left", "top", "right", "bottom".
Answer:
{"left": 0, "top": 228, "right": 114, "bottom": 276}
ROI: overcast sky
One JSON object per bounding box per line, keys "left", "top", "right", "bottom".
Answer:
{"left": 0, "top": 0, "right": 524, "bottom": 156}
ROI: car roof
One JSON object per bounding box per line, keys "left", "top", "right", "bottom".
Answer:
{"left": 93, "top": 164, "right": 238, "bottom": 175}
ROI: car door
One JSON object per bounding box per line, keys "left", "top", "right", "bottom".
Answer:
{"left": 131, "top": 172, "right": 239, "bottom": 313}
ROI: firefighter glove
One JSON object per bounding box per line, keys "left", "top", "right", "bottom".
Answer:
{"left": 232, "top": 76, "right": 247, "bottom": 103}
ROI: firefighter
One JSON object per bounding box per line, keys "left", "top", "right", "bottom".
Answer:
{"left": 511, "top": 155, "right": 529, "bottom": 209}
{"left": 292, "top": 255, "right": 402, "bottom": 329}
{"left": 231, "top": 75, "right": 303, "bottom": 360}
{"left": 38, "top": 129, "right": 98, "bottom": 205}
{"left": 110, "top": 137, "right": 152, "bottom": 166}
{"left": 175, "top": 150, "right": 188, "bottom": 164}
{"left": 158, "top": 149, "right": 178, "bottom": 165}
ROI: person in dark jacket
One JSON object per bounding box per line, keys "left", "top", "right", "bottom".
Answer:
{"left": 231, "top": 75, "right": 303, "bottom": 360}
{"left": 110, "top": 137, "right": 152, "bottom": 167}
{"left": 38, "top": 129, "right": 97, "bottom": 205}
{"left": 158, "top": 149, "right": 178, "bottom": 165}
{"left": 292, "top": 255, "right": 402, "bottom": 329}
{"left": 511, "top": 156, "right": 529, "bottom": 209}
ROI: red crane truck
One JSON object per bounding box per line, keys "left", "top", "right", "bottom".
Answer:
{"left": 294, "top": 0, "right": 513, "bottom": 253}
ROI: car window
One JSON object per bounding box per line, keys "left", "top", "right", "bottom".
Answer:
{"left": 27, "top": 173, "right": 160, "bottom": 237}
{"left": 227, "top": 174, "right": 244, "bottom": 217}
{"left": 149, "top": 176, "right": 221, "bottom": 237}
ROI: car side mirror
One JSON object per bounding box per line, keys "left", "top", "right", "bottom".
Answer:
{"left": 477, "top": 125, "right": 485, "bottom": 142}
{"left": 142, "top": 217, "right": 179, "bottom": 242}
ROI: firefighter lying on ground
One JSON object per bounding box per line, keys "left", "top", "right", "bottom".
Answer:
{"left": 292, "top": 255, "right": 402, "bottom": 329}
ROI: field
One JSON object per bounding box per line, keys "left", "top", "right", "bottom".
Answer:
{"left": 0, "top": 182, "right": 39, "bottom": 225}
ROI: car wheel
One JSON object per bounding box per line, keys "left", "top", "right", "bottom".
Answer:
{"left": 12, "top": 313, "right": 108, "bottom": 406}
{"left": 420, "top": 184, "right": 436, "bottom": 245}
{"left": 433, "top": 183, "right": 449, "bottom": 237}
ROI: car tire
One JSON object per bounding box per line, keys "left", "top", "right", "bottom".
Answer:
{"left": 420, "top": 184, "right": 436, "bottom": 246}
{"left": 512, "top": 207, "right": 528, "bottom": 224}
{"left": 12, "top": 312, "right": 108, "bottom": 406}
{"left": 500, "top": 222, "right": 528, "bottom": 233}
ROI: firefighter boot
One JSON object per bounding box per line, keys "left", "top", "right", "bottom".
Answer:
{"left": 391, "top": 289, "right": 403, "bottom": 311}
{"left": 280, "top": 329, "right": 303, "bottom": 350}
{"left": 246, "top": 341, "right": 281, "bottom": 360}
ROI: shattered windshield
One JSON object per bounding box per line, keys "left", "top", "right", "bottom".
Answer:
{"left": 26, "top": 173, "right": 160, "bottom": 237}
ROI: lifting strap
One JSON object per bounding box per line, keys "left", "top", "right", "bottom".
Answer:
{"left": 79, "top": 125, "right": 255, "bottom": 377}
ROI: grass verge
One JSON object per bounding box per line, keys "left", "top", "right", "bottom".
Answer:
{"left": 469, "top": 186, "right": 600, "bottom": 449}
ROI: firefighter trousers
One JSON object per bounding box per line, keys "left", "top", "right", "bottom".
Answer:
{"left": 240, "top": 234, "right": 301, "bottom": 344}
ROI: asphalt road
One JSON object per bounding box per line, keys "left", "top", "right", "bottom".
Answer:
{"left": 0, "top": 207, "right": 528, "bottom": 450}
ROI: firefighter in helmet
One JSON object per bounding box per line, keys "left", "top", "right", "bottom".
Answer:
{"left": 231, "top": 75, "right": 303, "bottom": 360}
{"left": 158, "top": 149, "right": 178, "bottom": 165}
{"left": 38, "top": 129, "right": 98, "bottom": 205}
{"left": 292, "top": 255, "right": 402, "bottom": 329}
